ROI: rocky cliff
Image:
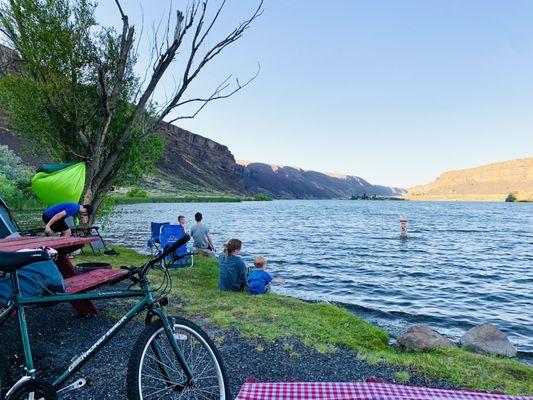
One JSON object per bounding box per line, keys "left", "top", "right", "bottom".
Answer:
{"left": 406, "top": 157, "right": 533, "bottom": 201}
{"left": 238, "top": 161, "right": 405, "bottom": 199}
{"left": 155, "top": 123, "right": 244, "bottom": 194}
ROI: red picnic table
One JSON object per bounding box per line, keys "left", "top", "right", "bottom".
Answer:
{"left": 0, "top": 236, "right": 125, "bottom": 316}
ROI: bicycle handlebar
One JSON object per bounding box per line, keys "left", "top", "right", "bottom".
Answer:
{"left": 110, "top": 235, "right": 192, "bottom": 285}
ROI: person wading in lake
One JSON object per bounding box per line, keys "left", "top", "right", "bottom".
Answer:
{"left": 42, "top": 202, "right": 93, "bottom": 237}
{"left": 190, "top": 212, "right": 216, "bottom": 256}
{"left": 218, "top": 239, "right": 248, "bottom": 291}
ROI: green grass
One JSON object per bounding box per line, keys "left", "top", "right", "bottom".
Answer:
{"left": 394, "top": 371, "right": 410, "bottom": 383}
{"left": 112, "top": 195, "right": 245, "bottom": 204}
{"left": 77, "top": 246, "right": 533, "bottom": 395}
{"left": 111, "top": 194, "right": 272, "bottom": 204}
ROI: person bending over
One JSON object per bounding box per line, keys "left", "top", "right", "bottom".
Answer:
{"left": 247, "top": 256, "right": 284, "bottom": 295}
{"left": 42, "top": 202, "right": 93, "bottom": 237}
{"left": 218, "top": 239, "right": 247, "bottom": 292}
{"left": 190, "top": 212, "right": 216, "bottom": 256}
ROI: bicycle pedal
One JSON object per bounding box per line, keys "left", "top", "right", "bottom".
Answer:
{"left": 57, "top": 378, "right": 86, "bottom": 394}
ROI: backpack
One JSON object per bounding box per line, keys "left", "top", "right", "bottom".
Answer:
{"left": 0, "top": 259, "right": 66, "bottom": 307}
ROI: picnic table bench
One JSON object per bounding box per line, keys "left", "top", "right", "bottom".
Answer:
{"left": 0, "top": 236, "right": 125, "bottom": 316}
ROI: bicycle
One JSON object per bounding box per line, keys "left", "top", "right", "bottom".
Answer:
{"left": 0, "top": 235, "right": 230, "bottom": 400}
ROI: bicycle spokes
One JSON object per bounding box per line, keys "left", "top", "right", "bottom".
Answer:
{"left": 136, "top": 322, "right": 226, "bottom": 399}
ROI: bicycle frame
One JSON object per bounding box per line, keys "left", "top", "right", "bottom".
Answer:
{"left": 0, "top": 268, "right": 194, "bottom": 392}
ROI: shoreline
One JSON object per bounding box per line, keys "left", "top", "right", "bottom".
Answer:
{"left": 75, "top": 247, "right": 532, "bottom": 395}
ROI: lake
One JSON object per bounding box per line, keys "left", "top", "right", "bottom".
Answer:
{"left": 102, "top": 200, "right": 533, "bottom": 354}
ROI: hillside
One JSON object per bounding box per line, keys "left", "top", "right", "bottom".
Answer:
{"left": 406, "top": 157, "right": 533, "bottom": 201}
{"left": 238, "top": 161, "right": 405, "bottom": 199}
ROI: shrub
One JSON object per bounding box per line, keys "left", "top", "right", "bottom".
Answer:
{"left": 125, "top": 188, "right": 148, "bottom": 198}
{"left": 0, "top": 173, "right": 21, "bottom": 203}
{"left": 0, "top": 145, "right": 32, "bottom": 182}
{"left": 253, "top": 193, "right": 272, "bottom": 201}
{"left": 505, "top": 193, "right": 516, "bottom": 202}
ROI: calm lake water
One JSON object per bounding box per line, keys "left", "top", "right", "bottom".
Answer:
{"left": 102, "top": 200, "right": 533, "bottom": 354}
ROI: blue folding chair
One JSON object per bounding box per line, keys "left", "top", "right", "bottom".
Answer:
{"left": 147, "top": 222, "right": 170, "bottom": 255}
{"left": 159, "top": 224, "right": 194, "bottom": 268}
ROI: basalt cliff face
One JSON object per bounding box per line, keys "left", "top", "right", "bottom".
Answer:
{"left": 238, "top": 161, "right": 405, "bottom": 199}
{"left": 155, "top": 123, "right": 244, "bottom": 194}
{"left": 406, "top": 157, "right": 533, "bottom": 201}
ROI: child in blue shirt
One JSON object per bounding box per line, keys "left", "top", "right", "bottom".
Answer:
{"left": 247, "top": 256, "right": 283, "bottom": 295}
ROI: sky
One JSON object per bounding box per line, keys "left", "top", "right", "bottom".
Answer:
{"left": 96, "top": 1, "right": 533, "bottom": 188}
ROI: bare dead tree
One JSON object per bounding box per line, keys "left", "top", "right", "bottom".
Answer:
{"left": 83, "top": 0, "right": 263, "bottom": 212}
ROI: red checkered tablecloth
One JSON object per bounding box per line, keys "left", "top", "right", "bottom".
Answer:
{"left": 236, "top": 382, "right": 533, "bottom": 400}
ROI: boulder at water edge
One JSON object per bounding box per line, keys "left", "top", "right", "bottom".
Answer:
{"left": 460, "top": 323, "right": 517, "bottom": 357}
{"left": 397, "top": 325, "right": 455, "bottom": 351}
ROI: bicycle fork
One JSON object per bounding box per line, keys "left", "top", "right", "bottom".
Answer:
{"left": 150, "top": 308, "right": 194, "bottom": 387}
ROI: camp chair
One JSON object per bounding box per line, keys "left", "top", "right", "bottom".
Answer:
{"left": 159, "top": 224, "right": 193, "bottom": 268}
{"left": 0, "top": 196, "right": 20, "bottom": 239}
{"left": 147, "top": 222, "right": 170, "bottom": 255}
{"left": 63, "top": 217, "right": 114, "bottom": 255}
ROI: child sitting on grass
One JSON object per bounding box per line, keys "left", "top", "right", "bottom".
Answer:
{"left": 247, "top": 256, "right": 283, "bottom": 295}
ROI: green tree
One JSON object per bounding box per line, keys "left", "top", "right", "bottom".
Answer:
{"left": 0, "top": 0, "right": 262, "bottom": 219}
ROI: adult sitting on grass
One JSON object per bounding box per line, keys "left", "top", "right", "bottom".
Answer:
{"left": 190, "top": 212, "right": 216, "bottom": 257}
{"left": 42, "top": 202, "right": 93, "bottom": 237}
{"left": 218, "top": 239, "right": 247, "bottom": 292}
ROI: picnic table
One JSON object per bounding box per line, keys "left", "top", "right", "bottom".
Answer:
{"left": 0, "top": 236, "right": 125, "bottom": 316}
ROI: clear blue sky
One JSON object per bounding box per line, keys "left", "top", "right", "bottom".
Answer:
{"left": 96, "top": 1, "right": 533, "bottom": 188}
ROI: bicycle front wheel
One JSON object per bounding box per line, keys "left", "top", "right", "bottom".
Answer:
{"left": 127, "top": 317, "right": 230, "bottom": 400}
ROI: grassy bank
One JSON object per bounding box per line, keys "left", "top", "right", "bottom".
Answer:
{"left": 79, "top": 247, "right": 532, "bottom": 395}
{"left": 112, "top": 194, "right": 272, "bottom": 204}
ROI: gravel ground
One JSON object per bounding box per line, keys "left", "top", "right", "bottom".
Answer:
{"left": 1, "top": 294, "right": 456, "bottom": 399}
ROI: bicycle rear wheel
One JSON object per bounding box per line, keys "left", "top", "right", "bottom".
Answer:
{"left": 127, "top": 317, "right": 230, "bottom": 400}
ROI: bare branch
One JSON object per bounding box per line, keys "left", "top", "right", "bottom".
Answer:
{"left": 151, "top": 64, "right": 259, "bottom": 134}
{"left": 113, "top": 0, "right": 126, "bottom": 19}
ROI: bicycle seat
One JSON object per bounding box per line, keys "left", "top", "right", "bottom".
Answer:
{"left": 0, "top": 250, "right": 50, "bottom": 272}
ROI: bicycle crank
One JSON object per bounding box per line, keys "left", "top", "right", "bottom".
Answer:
{"left": 57, "top": 378, "right": 86, "bottom": 396}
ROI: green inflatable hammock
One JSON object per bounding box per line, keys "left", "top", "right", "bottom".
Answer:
{"left": 31, "top": 162, "right": 86, "bottom": 206}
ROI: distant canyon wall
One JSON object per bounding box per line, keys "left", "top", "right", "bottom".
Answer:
{"left": 406, "top": 157, "right": 533, "bottom": 201}
{"left": 238, "top": 162, "right": 406, "bottom": 199}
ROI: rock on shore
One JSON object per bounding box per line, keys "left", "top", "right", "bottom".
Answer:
{"left": 397, "top": 325, "right": 455, "bottom": 351}
{"left": 460, "top": 323, "right": 517, "bottom": 357}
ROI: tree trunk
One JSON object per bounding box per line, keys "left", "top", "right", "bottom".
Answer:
{"left": 81, "top": 159, "right": 119, "bottom": 225}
